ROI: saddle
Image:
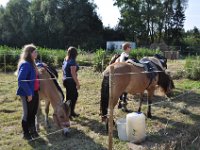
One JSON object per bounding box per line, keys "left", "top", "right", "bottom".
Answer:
{"left": 126, "top": 58, "right": 157, "bottom": 81}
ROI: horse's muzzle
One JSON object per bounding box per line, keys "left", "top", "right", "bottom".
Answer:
{"left": 62, "top": 121, "right": 70, "bottom": 127}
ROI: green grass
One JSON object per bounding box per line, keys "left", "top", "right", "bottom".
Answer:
{"left": 0, "top": 61, "right": 200, "bottom": 149}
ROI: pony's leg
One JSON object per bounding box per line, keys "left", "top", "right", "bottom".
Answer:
{"left": 147, "top": 92, "right": 154, "bottom": 118}
{"left": 36, "top": 99, "right": 42, "bottom": 131}
{"left": 138, "top": 94, "right": 144, "bottom": 113}
{"left": 45, "top": 100, "right": 51, "bottom": 128}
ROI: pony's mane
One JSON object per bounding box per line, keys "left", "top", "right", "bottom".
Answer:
{"left": 109, "top": 54, "right": 120, "bottom": 65}
{"left": 45, "top": 66, "right": 65, "bottom": 102}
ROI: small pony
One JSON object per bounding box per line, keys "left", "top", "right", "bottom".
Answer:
{"left": 36, "top": 64, "right": 71, "bottom": 135}
{"left": 100, "top": 56, "right": 174, "bottom": 123}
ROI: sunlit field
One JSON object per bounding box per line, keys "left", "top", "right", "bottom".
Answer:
{"left": 0, "top": 60, "right": 200, "bottom": 150}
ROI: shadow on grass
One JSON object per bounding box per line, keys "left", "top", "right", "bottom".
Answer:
{"left": 27, "top": 112, "right": 108, "bottom": 150}
{"left": 74, "top": 116, "right": 118, "bottom": 137}
{"left": 146, "top": 112, "right": 200, "bottom": 149}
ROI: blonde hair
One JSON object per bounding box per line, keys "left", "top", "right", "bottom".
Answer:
{"left": 122, "top": 42, "right": 131, "bottom": 50}
{"left": 16, "top": 44, "right": 37, "bottom": 74}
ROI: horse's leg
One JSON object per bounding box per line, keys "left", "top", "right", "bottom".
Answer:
{"left": 106, "top": 96, "right": 119, "bottom": 132}
{"left": 147, "top": 91, "right": 154, "bottom": 118}
{"left": 137, "top": 93, "right": 144, "bottom": 113}
{"left": 45, "top": 100, "right": 51, "bottom": 128}
{"left": 36, "top": 99, "right": 42, "bottom": 131}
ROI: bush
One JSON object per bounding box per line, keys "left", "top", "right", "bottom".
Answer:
{"left": 129, "top": 48, "right": 161, "bottom": 59}
{"left": 93, "top": 49, "right": 107, "bottom": 72}
{"left": 184, "top": 56, "right": 200, "bottom": 80}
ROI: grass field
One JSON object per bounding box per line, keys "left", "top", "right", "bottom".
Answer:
{"left": 0, "top": 60, "right": 200, "bottom": 150}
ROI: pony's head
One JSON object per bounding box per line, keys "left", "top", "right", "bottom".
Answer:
{"left": 53, "top": 100, "right": 71, "bottom": 135}
{"left": 154, "top": 54, "right": 167, "bottom": 69}
{"left": 38, "top": 65, "right": 71, "bottom": 135}
{"left": 157, "top": 71, "right": 175, "bottom": 96}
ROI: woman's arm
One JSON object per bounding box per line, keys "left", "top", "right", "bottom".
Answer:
{"left": 18, "top": 63, "right": 33, "bottom": 101}
{"left": 70, "top": 66, "right": 80, "bottom": 90}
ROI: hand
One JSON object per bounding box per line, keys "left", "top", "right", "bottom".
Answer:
{"left": 27, "top": 96, "right": 32, "bottom": 102}
{"left": 42, "top": 63, "right": 47, "bottom": 67}
{"left": 76, "top": 83, "right": 80, "bottom": 90}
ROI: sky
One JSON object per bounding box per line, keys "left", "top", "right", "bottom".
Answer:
{"left": 0, "top": 0, "right": 199, "bottom": 31}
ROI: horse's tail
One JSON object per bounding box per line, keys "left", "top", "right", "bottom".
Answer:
{"left": 100, "top": 75, "right": 109, "bottom": 119}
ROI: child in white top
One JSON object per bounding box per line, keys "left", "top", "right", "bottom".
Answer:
{"left": 119, "top": 42, "right": 131, "bottom": 62}
{"left": 118, "top": 42, "right": 132, "bottom": 113}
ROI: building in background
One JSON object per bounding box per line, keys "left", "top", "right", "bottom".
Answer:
{"left": 106, "top": 41, "right": 136, "bottom": 50}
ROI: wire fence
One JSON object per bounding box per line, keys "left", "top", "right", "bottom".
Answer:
{"left": 0, "top": 56, "right": 200, "bottom": 148}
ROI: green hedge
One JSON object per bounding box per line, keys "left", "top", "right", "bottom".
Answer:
{"left": 0, "top": 46, "right": 161, "bottom": 72}
{"left": 0, "top": 46, "right": 95, "bottom": 72}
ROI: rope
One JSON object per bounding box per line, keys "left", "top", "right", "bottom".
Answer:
{"left": 0, "top": 77, "right": 72, "bottom": 85}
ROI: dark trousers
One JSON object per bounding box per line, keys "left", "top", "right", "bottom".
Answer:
{"left": 21, "top": 91, "right": 39, "bottom": 133}
{"left": 63, "top": 79, "right": 78, "bottom": 114}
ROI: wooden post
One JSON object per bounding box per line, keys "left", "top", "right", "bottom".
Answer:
{"left": 108, "top": 65, "right": 114, "bottom": 150}
{"left": 4, "top": 54, "right": 6, "bottom": 73}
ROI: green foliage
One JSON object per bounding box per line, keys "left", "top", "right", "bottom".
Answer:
{"left": 0, "top": 0, "right": 104, "bottom": 49}
{"left": 0, "top": 45, "right": 97, "bottom": 72}
{"left": 129, "top": 48, "right": 161, "bottom": 59}
{"left": 114, "top": 0, "right": 188, "bottom": 46}
{"left": 93, "top": 49, "right": 107, "bottom": 72}
{"left": 184, "top": 56, "right": 200, "bottom": 80}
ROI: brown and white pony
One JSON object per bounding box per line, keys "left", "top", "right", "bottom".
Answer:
{"left": 100, "top": 58, "right": 174, "bottom": 122}
{"left": 36, "top": 66, "right": 71, "bottom": 135}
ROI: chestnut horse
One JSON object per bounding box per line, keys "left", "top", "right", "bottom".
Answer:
{"left": 36, "top": 65, "right": 71, "bottom": 135}
{"left": 100, "top": 59, "right": 174, "bottom": 122}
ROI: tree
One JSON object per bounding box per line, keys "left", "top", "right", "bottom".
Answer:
{"left": 59, "top": 0, "right": 103, "bottom": 50}
{"left": 1, "top": 0, "right": 32, "bottom": 47}
{"left": 114, "top": 0, "right": 188, "bottom": 47}
{"left": 171, "top": 0, "right": 186, "bottom": 45}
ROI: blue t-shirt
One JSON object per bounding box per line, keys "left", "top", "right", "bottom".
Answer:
{"left": 62, "top": 59, "right": 79, "bottom": 80}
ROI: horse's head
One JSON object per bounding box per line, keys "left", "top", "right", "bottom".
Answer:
{"left": 53, "top": 100, "right": 71, "bottom": 135}
{"left": 37, "top": 64, "right": 71, "bottom": 135}
{"left": 154, "top": 54, "right": 167, "bottom": 70}
{"left": 157, "top": 71, "right": 175, "bottom": 96}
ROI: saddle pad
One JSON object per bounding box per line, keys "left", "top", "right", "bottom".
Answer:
{"left": 126, "top": 59, "right": 144, "bottom": 67}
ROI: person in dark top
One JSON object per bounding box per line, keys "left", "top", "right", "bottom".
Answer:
{"left": 16, "top": 44, "right": 39, "bottom": 140}
{"left": 62, "top": 46, "right": 80, "bottom": 119}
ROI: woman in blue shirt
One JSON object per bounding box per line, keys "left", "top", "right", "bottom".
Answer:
{"left": 16, "top": 44, "right": 39, "bottom": 140}
{"left": 62, "top": 47, "right": 80, "bottom": 119}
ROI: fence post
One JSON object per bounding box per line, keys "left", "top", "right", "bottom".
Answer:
{"left": 108, "top": 65, "right": 114, "bottom": 150}
{"left": 40, "top": 55, "right": 43, "bottom": 62}
{"left": 4, "top": 54, "right": 6, "bottom": 73}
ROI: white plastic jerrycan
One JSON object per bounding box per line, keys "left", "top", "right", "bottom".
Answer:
{"left": 126, "top": 112, "right": 146, "bottom": 143}
{"left": 116, "top": 118, "right": 128, "bottom": 141}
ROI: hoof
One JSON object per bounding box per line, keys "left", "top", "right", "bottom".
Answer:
{"left": 147, "top": 113, "right": 152, "bottom": 118}
{"left": 45, "top": 121, "right": 51, "bottom": 128}
{"left": 63, "top": 128, "right": 70, "bottom": 136}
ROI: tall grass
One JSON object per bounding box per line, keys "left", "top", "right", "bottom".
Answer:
{"left": 184, "top": 56, "right": 200, "bottom": 80}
